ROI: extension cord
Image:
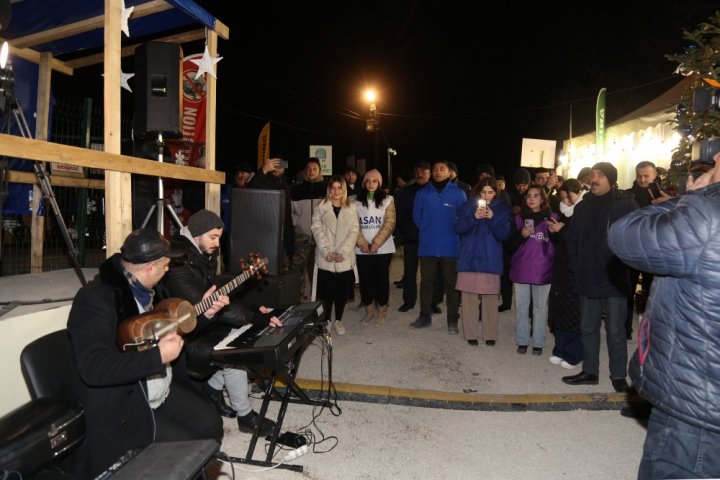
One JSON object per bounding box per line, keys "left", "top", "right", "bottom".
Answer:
{"left": 284, "top": 444, "right": 309, "bottom": 462}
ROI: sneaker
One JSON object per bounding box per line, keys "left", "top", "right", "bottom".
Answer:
{"left": 517, "top": 345, "right": 528, "bottom": 354}
{"left": 448, "top": 324, "right": 459, "bottom": 335}
{"left": 549, "top": 355, "right": 563, "bottom": 365}
{"left": 532, "top": 347, "right": 543, "bottom": 356}
{"left": 334, "top": 321, "right": 346, "bottom": 336}
{"left": 485, "top": 340, "right": 496, "bottom": 346}
{"left": 467, "top": 340, "right": 479, "bottom": 346}
{"left": 410, "top": 317, "right": 431, "bottom": 328}
{"left": 560, "top": 360, "right": 581, "bottom": 369}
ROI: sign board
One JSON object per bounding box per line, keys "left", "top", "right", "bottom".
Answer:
{"left": 520, "top": 138, "right": 557, "bottom": 169}
{"left": 309, "top": 145, "right": 332, "bottom": 175}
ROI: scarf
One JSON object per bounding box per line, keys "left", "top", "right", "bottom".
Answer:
{"left": 122, "top": 264, "right": 155, "bottom": 312}
{"left": 559, "top": 190, "right": 586, "bottom": 218}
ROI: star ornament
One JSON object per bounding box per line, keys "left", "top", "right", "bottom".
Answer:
{"left": 101, "top": 70, "right": 134, "bottom": 92}
{"left": 121, "top": 1, "right": 134, "bottom": 37}
{"left": 190, "top": 45, "right": 222, "bottom": 80}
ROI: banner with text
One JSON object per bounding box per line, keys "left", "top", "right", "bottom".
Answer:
{"left": 595, "top": 87, "right": 606, "bottom": 162}
{"left": 309, "top": 145, "right": 333, "bottom": 175}
{"left": 258, "top": 122, "right": 270, "bottom": 168}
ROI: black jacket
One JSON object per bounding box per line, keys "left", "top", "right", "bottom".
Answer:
{"left": 67, "top": 254, "right": 165, "bottom": 478}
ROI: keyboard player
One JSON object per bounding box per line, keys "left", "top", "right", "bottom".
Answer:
{"left": 156, "top": 209, "right": 281, "bottom": 437}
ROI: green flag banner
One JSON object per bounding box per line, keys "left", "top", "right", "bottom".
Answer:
{"left": 596, "top": 88, "right": 606, "bottom": 162}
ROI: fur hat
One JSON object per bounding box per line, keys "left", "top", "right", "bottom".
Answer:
{"left": 513, "top": 168, "right": 531, "bottom": 185}
{"left": 591, "top": 162, "right": 618, "bottom": 187}
{"left": 363, "top": 168, "right": 383, "bottom": 186}
{"left": 188, "top": 209, "right": 224, "bottom": 237}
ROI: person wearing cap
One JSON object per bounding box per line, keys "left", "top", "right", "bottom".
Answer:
{"left": 158, "top": 209, "right": 281, "bottom": 437}
{"left": 67, "top": 228, "right": 226, "bottom": 478}
{"left": 562, "top": 162, "right": 638, "bottom": 392}
{"left": 354, "top": 169, "right": 396, "bottom": 326}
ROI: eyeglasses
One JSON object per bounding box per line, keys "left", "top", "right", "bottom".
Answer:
{"left": 526, "top": 193, "right": 542, "bottom": 199}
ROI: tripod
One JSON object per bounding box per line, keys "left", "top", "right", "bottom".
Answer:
{"left": 139, "top": 132, "right": 183, "bottom": 234}
{"left": 1, "top": 97, "right": 86, "bottom": 285}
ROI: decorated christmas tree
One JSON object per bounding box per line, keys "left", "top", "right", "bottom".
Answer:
{"left": 666, "top": 11, "right": 720, "bottom": 192}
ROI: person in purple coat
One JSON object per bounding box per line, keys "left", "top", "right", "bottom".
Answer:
{"left": 506, "top": 186, "right": 556, "bottom": 355}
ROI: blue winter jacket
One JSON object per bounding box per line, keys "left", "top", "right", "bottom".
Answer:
{"left": 608, "top": 183, "right": 720, "bottom": 433}
{"left": 454, "top": 196, "right": 511, "bottom": 274}
{"left": 413, "top": 181, "right": 467, "bottom": 257}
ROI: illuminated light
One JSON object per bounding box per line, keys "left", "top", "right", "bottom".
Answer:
{"left": 0, "top": 41, "right": 8, "bottom": 69}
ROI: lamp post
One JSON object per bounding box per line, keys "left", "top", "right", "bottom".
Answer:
{"left": 364, "top": 89, "right": 380, "bottom": 173}
{"left": 387, "top": 148, "right": 397, "bottom": 189}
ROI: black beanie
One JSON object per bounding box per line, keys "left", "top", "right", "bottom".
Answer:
{"left": 591, "top": 162, "right": 618, "bottom": 187}
{"left": 513, "top": 168, "right": 531, "bottom": 185}
{"left": 188, "top": 209, "right": 224, "bottom": 237}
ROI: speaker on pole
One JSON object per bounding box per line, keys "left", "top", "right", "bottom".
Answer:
{"left": 228, "top": 188, "right": 287, "bottom": 276}
{"left": 134, "top": 41, "right": 181, "bottom": 137}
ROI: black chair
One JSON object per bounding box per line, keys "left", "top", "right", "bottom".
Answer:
{"left": 20, "top": 329, "right": 78, "bottom": 402}
{"left": 0, "top": 329, "right": 85, "bottom": 478}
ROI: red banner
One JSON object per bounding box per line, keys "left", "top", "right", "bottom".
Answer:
{"left": 166, "top": 52, "right": 207, "bottom": 169}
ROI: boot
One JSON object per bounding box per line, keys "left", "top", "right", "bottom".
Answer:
{"left": 375, "top": 303, "right": 388, "bottom": 326}
{"left": 447, "top": 313, "right": 460, "bottom": 335}
{"left": 362, "top": 303, "right": 376, "bottom": 325}
{"left": 334, "top": 320, "right": 346, "bottom": 335}
{"left": 202, "top": 383, "right": 236, "bottom": 418}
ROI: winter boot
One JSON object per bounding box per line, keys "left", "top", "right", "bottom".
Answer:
{"left": 362, "top": 302, "right": 376, "bottom": 325}
{"left": 375, "top": 303, "right": 388, "bottom": 326}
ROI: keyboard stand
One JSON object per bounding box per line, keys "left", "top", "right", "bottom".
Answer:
{"left": 236, "top": 335, "right": 333, "bottom": 472}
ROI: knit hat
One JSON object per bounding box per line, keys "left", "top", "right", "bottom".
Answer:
{"left": 591, "top": 162, "right": 618, "bottom": 187}
{"left": 513, "top": 168, "right": 531, "bottom": 185}
{"left": 187, "top": 209, "right": 224, "bottom": 237}
{"left": 476, "top": 163, "right": 495, "bottom": 178}
{"left": 413, "top": 160, "right": 431, "bottom": 171}
{"left": 363, "top": 168, "right": 383, "bottom": 186}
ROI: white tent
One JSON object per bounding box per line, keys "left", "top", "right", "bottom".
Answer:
{"left": 560, "top": 77, "right": 693, "bottom": 188}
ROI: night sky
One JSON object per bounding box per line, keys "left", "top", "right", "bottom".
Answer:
{"left": 59, "top": 1, "right": 720, "bottom": 184}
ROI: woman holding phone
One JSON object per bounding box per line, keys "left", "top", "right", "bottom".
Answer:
{"left": 454, "top": 177, "right": 511, "bottom": 346}
{"left": 506, "top": 185, "right": 557, "bottom": 355}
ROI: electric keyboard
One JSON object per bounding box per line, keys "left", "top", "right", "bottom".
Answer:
{"left": 209, "top": 301, "right": 325, "bottom": 368}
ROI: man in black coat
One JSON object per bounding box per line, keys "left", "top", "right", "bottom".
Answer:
{"left": 159, "top": 209, "right": 281, "bottom": 437}
{"left": 67, "top": 229, "right": 225, "bottom": 478}
{"left": 562, "top": 162, "right": 638, "bottom": 392}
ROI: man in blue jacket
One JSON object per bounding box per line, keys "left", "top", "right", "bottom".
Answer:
{"left": 608, "top": 158, "right": 720, "bottom": 480}
{"left": 411, "top": 159, "right": 467, "bottom": 332}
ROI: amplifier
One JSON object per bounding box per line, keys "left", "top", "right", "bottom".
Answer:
{"left": 100, "top": 439, "right": 219, "bottom": 479}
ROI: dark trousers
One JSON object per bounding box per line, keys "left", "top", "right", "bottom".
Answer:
{"left": 579, "top": 296, "right": 627, "bottom": 379}
{"left": 402, "top": 243, "right": 442, "bottom": 306}
{"left": 551, "top": 330, "right": 583, "bottom": 365}
{"left": 419, "top": 256, "right": 460, "bottom": 320}
{"left": 357, "top": 254, "right": 392, "bottom": 306}
{"left": 154, "top": 379, "right": 223, "bottom": 442}
{"left": 500, "top": 249, "right": 513, "bottom": 307}
{"left": 316, "top": 268, "right": 354, "bottom": 321}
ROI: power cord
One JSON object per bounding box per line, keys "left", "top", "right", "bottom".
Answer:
{"left": 215, "top": 445, "right": 309, "bottom": 473}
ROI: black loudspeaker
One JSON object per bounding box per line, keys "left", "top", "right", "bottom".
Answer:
{"left": 134, "top": 41, "right": 181, "bottom": 136}
{"left": 228, "top": 188, "right": 286, "bottom": 276}
{"left": 234, "top": 271, "right": 302, "bottom": 308}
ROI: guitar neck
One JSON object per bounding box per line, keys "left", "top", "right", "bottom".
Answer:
{"left": 193, "top": 259, "right": 267, "bottom": 316}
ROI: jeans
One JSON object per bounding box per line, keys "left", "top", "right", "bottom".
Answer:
{"left": 514, "top": 283, "right": 550, "bottom": 348}
{"left": 638, "top": 408, "right": 720, "bottom": 479}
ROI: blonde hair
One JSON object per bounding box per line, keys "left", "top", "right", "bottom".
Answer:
{"left": 324, "top": 175, "right": 351, "bottom": 206}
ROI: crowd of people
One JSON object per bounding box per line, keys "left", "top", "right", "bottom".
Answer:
{"left": 66, "top": 152, "right": 720, "bottom": 479}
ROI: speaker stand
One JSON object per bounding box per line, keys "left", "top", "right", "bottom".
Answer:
{"left": 140, "top": 133, "right": 183, "bottom": 234}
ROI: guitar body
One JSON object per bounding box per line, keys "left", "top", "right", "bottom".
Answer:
{"left": 116, "top": 298, "right": 196, "bottom": 351}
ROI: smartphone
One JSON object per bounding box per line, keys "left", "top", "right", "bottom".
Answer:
{"left": 648, "top": 180, "right": 663, "bottom": 198}
{"left": 524, "top": 219, "right": 534, "bottom": 229}
{"left": 477, "top": 199, "right": 487, "bottom": 209}
{"left": 276, "top": 160, "right": 289, "bottom": 169}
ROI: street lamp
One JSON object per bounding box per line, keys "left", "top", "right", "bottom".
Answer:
{"left": 387, "top": 148, "right": 397, "bottom": 189}
{"left": 364, "top": 89, "right": 380, "bottom": 172}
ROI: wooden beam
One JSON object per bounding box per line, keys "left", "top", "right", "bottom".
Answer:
{"left": 64, "top": 29, "right": 206, "bottom": 70}
{"left": 7, "top": 171, "right": 105, "bottom": 189}
{"left": 0, "top": 134, "right": 225, "bottom": 184}
{"left": 0, "top": 41, "right": 74, "bottom": 75}
{"left": 9, "top": 0, "right": 172, "bottom": 49}
{"left": 204, "top": 30, "right": 220, "bottom": 214}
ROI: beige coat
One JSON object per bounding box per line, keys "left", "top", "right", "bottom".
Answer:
{"left": 311, "top": 200, "right": 359, "bottom": 272}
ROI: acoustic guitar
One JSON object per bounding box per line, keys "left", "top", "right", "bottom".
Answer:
{"left": 117, "top": 252, "right": 269, "bottom": 351}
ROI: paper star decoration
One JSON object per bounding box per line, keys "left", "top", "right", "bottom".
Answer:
{"left": 121, "top": 2, "right": 134, "bottom": 37}
{"left": 190, "top": 45, "right": 223, "bottom": 80}
{"left": 102, "top": 70, "right": 134, "bottom": 92}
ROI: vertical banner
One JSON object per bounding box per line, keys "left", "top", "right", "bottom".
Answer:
{"left": 595, "top": 88, "right": 606, "bottom": 162}
{"left": 257, "top": 122, "right": 270, "bottom": 168}
{"left": 309, "top": 145, "right": 333, "bottom": 176}
{"left": 165, "top": 52, "right": 207, "bottom": 168}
